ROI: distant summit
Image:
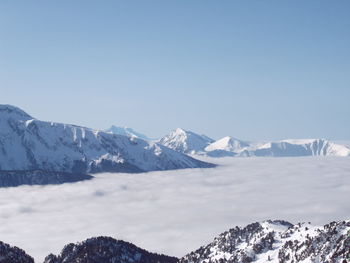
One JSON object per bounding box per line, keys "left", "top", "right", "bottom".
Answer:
{"left": 159, "top": 128, "right": 214, "bottom": 154}
{"left": 106, "top": 125, "right": 153, "bottom": 141}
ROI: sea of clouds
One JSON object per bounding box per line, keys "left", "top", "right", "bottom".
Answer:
{"left": 0, "top": 156, "right": 349, "bottom": 262}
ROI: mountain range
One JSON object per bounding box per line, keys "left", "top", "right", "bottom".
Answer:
{"left": 1, "top": 104, "right": 349, "bottom": 187}
{"left": 1, "top": 219, "right": 349, "bottom": 263}
{"left": 156, "top": 128, "right": 350, "bottom": 157}
{"left": 0, "top": 105, "right": 213, "bottom": 186}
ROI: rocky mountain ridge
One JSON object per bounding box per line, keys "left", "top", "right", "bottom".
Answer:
{"left": 1, "top": 220, "right": 348, "bottom": 263}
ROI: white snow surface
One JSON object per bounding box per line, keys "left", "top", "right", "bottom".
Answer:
{"left": 0, "top": 156, "right": 349, "bottom": 262}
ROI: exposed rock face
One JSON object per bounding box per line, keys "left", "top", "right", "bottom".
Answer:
{"left": 179, "top": 220, "right": 350, "bottom": 263}
{"left": 0, "top": 240, "right": 34, "bottom": 263}
{"left": 43, "top": 236, "right": 178, "bottom": 263}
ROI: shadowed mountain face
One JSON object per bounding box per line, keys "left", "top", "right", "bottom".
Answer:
{"left": 0, "top": 170, "right": 93, "bottom": 187}
{"left": 43, "top": 237, "right": 178, "bottom": 263}
{"left": 0, "top": 105, "right": 214, "bottom": 186}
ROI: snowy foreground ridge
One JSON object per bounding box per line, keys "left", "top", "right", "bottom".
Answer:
{"left": 0, "top": 105, "right": 213, "bottom": 186}
{"left": 1, "top": 220, "right": 349, "bottom": 263}
{"left": 157, "top": 128, "right": 350, "bottom": 157}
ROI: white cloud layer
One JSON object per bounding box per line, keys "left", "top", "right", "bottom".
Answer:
{"left": 0, "top": 157, "right": 349, "bottom": 262}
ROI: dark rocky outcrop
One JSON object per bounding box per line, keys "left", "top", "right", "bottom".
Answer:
{"left": 0, "top": 240, "right": 34, "bottom": 263}
{"left": 43, "top": 236, "right": 178, "bottom": 263}
{"left": 0, "top": 170, "right": 93, "bottom": 187}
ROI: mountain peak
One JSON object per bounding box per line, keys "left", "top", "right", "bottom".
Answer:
{"left": 0, "top": 104, "right": 33, "bottom": 120}
{"left": 170, "top": 128, "right": 188, "bottom": 137}
{"left": 159, "top": 128, "right": 214, "bottom": 154}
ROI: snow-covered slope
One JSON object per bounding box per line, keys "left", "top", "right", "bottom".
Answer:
{"left": 159, "top": 128, "right": 214, "bottom": 154}
{"left": 1, "top": 220, "right": 348, "bottom": 263}
{"left": 0, "top": 105, "right": 214, "bottom": 176}
{"left": 106, "top": 125, "right": 153, "bottom": 141}
{"left": 180, "top": 220, "right": 350, "bottom": 263}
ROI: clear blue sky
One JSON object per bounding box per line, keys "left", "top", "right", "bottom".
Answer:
{"left": 0, "top": 1, "right": 349, "bottom": 140}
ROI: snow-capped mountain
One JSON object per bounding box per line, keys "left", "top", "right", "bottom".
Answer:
{"left": 0, "top": 105, "right": 214, "bottom": 178}
{"left": 44, "top": 236, "right": 178, "bottom": 263}
{"left": 106, "top": 125, "right": 153, "bottom": 141}
{"left": 159, "top": 128, "right": 214, "bottom": 154}
{"left": 179, "top": 220, "right": 350, "bottom": 263}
